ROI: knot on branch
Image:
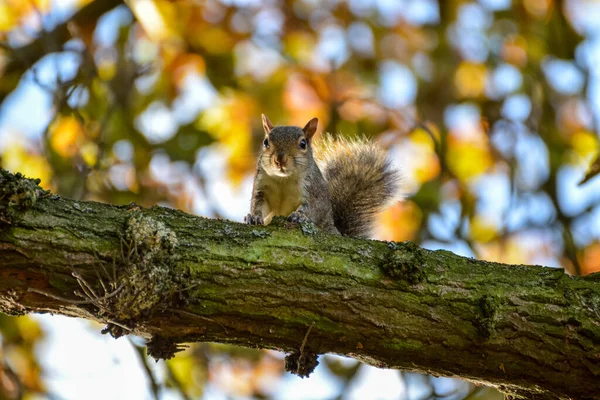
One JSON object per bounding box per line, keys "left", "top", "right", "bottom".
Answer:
{"left": 299, "top": 221, "right": 320, "bottom": 236}
{"left": 125, "top": 212, "right": 179, "bottom": 262}
{"left": 582, "top": 271, "right": 600, "bottom": 281}
{"left": 22, "top": 211, "right": 191, "bottom": 339}
{"left": 566, "top": 288, "right": 600, "bottom": 324}
{"left": 101, "top": 322, "right": 129, "bottom": 338}
{"left": 381, "top": 241, "right": 425, "bottom": 284}
{"left": 284, "top": 351, "right": 319, "bottom": 378}
{"left": 284, "top": 322, "right": 319, "bottom": 378}
{"left": 269, "top": 215, "right": 319, "bottom": 236}
{"left": 475, "top": 295, "right": 499, "bottom": 338}
{"left": 0, "top": 289, "right": 26, "bottom": 316}
{"left": 146, "top": 335, "right": 187, "bottom": 360}
{"left": 0, "top": 169, "right": 50, "bottom": 225}
{"left": 100, "top": 212, "right": 186, "bottom": 328}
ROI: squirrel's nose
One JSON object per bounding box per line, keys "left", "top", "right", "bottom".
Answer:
{"left": 275, "top": 154, "right": 288, "bottom": 168}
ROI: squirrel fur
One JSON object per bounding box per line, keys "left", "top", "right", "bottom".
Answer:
{"left": 244, "top": 114, "right": 403, "bottom": 239}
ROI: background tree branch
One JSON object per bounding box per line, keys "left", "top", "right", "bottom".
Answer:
{"left": 1, "top": 169, "right": 599, "bottom": 400}
{"left": 0, "top": 0, "right": 124, "bottom": 102}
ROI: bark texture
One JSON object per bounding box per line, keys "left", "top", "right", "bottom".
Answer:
{"left": 1, "top": 169, "right": 599, "bottom": 399}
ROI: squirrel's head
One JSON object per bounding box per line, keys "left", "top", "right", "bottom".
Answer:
{"left": 259, "top": 114, "right": 318, "bottom": 178}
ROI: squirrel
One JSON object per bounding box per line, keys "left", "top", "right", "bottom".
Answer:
{"left": 244, "top": 114, "right": 403, "bottom": 238}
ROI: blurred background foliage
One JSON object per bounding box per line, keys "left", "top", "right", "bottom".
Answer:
{"left": 0, "top": 0, "right": 599, "bottom": 399}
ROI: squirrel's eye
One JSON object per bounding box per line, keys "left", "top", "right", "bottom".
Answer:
{"left": 263, "top": 138, "right": 269, "bottom": 148}
{"left": 299, "top": 139, "right": 307, "bottom": 150}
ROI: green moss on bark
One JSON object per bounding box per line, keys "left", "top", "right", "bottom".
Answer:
{"left": 381, "top": 241, "right": 425, "bottom": 284}
{"left": 476, "top": 295, "right": 500, "bottom": 338}
{"left": 0, "top": 170, "right": 50, "bottom": 226}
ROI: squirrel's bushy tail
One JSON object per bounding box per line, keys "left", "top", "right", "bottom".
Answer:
{"left": 314, "top": 135, "right": 404, "bottom": 238}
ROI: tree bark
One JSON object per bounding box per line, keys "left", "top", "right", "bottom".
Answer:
{"left": 0, "top": 169, "right": 599, "bottom": 400}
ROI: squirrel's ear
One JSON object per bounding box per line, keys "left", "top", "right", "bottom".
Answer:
{"left": 262, "top": 114, "right": 274, "bottom": 134}
{"left": 302, "top": 118, "right": 318, "bottom": 139}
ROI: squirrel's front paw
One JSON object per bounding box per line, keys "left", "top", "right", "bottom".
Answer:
{"left": 287, "top": 211, "right": 309, "bottom": 224}
{"left": 244, "top": 214, "right": 264, "bottom": 225}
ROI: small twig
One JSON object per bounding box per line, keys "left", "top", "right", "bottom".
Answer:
{"left": 129, "top": 338, "right": 160, "bottom": 400}
{"left": 28, "top": 284, "right": 124, "bottom": 305}
{"left": 133, "top": 239, "right": 140, "bottom": 259}
{"left": 72, "top": 273, "right": 94, "bottom": 299}
{"left": 283, "top": 322, "right": 318, "bottom": 378}
{"left": 175, "top": 282, "right": 201, "bottom": 293}
{"left": 95, "top": 268, "right": 108, "bottom": 294}
{"left": 72, "top": 271, "right": 98, "bottom": 299}
{"left": 111, "top": 254, "right": 118, "bottom": 283}
{"left": 107, "top": 319, "right": 133, "bottom": 332}
{"left": 128, "top": 239, "right": 136, "bottom": 260}
{"left": 73, "top": 289, "right": 88, "bottom": 300}
{"left": 299, "top": 322, "right": 315, "bottom": 356}
{"left": 119, "top": 234, "right": 128, "bottom": 261}
{"left": 167, "top": 308, "right": 228, "bottom": 333}
{"left": 92, "top": 250, "right": 114, "bottom": 284}
{"left": 28, "top": 287, "right": 94, "bottom": 304}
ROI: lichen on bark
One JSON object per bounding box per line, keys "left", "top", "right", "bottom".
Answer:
{"left": 100, "top": 212, "right": 188, "bottom": 336}
{"left": 0, "top": 170, "right": 50, "bottom": 225}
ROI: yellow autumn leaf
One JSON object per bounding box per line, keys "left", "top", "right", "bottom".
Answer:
{"left": 446, "top": 139, "right": 493, "bottom": 181}
{"left": 580, "top": 151, "right": 600, "bottom": 186}
{"left": 80, "top": 141, "right": 98, "bottom": 166}
{"left": 30, "top": 0, "right": 50, "bottom": 11}
{"left": 410, "top": 127, "right": 436, "bottom": 151}
{"left": 167, "top": 352, "right": 204, "bottom": 397}
{"left": 127, "top": 0, "right": 181, "bottom": 43}
{"left": 0, "top": 0, "right": 52, "bottom": 32}
{"left": 581, "top": 242, "right": 600, "bottom": 275}
{"left": 97, "top": 58, "right": 117, "bottom": 81}
{"left": 477, "top": 240, "right": 526, "bottom": 265}
{"left": 407, "top": 127, "right": 442, "bottom": 183}
{"left": 0, "top": 5, "right": 16, "bottom": 31}
{"left": 199, "top": 92, "right": 256, "bottom": 183}
{"left": 571, "top": 130, "right": 597, "bottom": 159}
{"left": 454, "top": 62, "right": 487, "bottom": 99}
{"left": 284, "top": 31, "right": 316, "bottom": 63}
{"left": 194, "top": 26, "right": 235, "bottom": 54}
{"left": 414, "top": 153, "right": 441, "bottom": 183}
{"left": 470, "top": 214, "right": 497, "bottom": 243}
{"left": 16, "top": 317, "right": 44, "bottom": 343}
{"left": 375, "top": 201, "right": 422, "bottom": 242}
{"left": 171, "top": 53, "right": 206, "bottom": 88}
{"left": 1, "top": 141, "right": 53, "bottom": 190}
{"left": 50, "top": 115, "right": 84, "bottom": 158}
{"left": 284, "top": 75, "right": 327, "bottom": 125}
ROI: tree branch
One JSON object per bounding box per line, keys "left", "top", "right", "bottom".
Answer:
{"left": 0, "top": 169, "right": 599, "bottom": 400}
{"left": 1, "top": 0, "right": 124, "bottom": 99}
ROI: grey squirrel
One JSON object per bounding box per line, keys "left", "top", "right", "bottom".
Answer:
{"left": 244, "top": 114, "right": 403, "bottom": 238}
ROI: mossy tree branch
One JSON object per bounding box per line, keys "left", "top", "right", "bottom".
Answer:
{"left": 0, "top": 169, "right": 599, "bottom": 400}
